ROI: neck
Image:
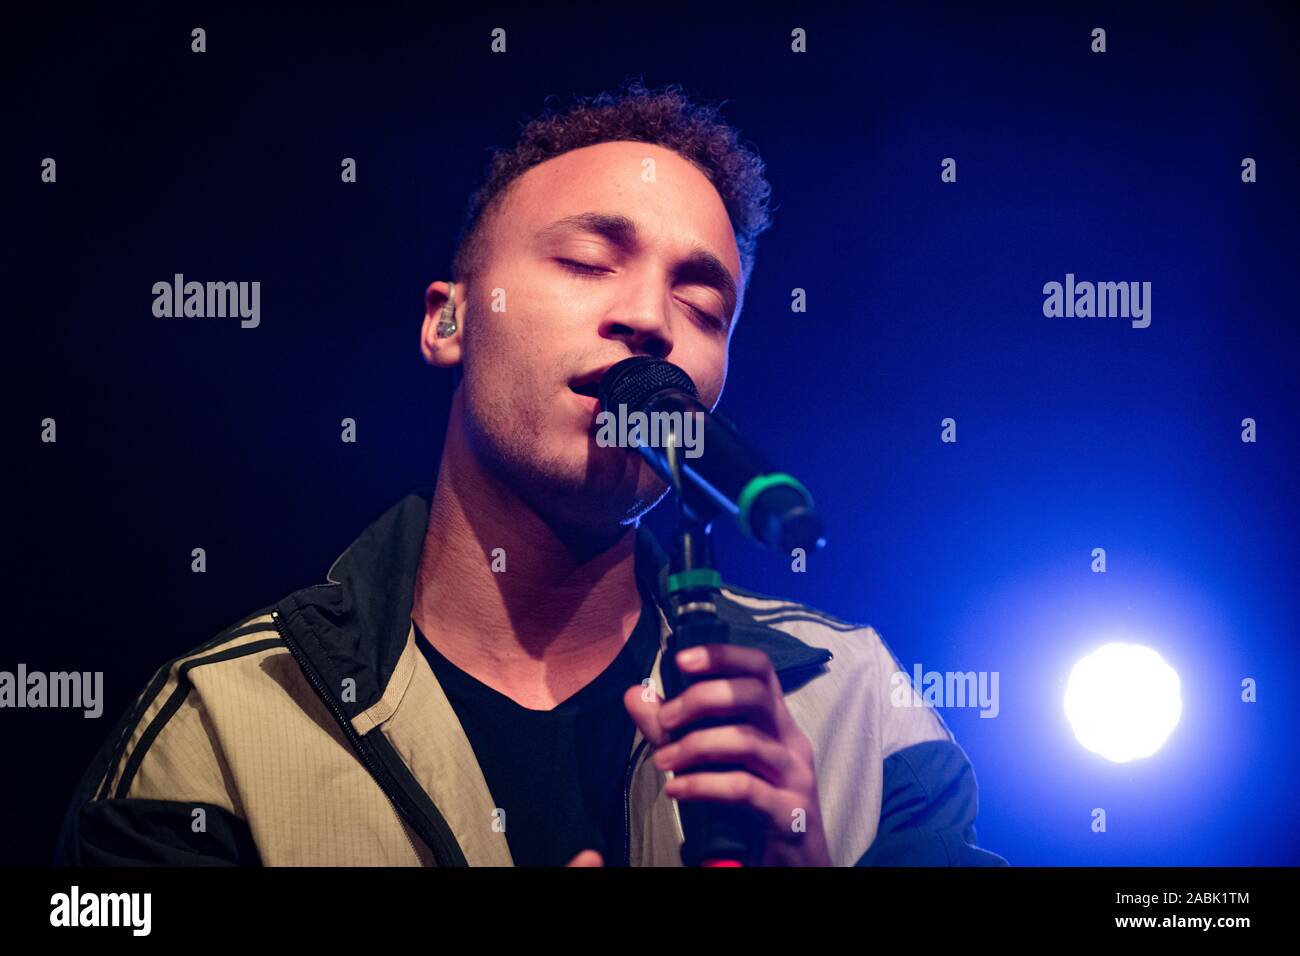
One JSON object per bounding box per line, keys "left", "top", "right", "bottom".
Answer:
{"left": 411, "top": 400, "right": 646, "bottom": 708}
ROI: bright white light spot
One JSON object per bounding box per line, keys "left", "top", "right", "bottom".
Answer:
{"left": 1064, "top": 643, "right": 1182, "bottom": 762}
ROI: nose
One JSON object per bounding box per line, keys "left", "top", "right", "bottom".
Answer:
{"left": 596, "top": 278, "right": 674, "bottom": 360}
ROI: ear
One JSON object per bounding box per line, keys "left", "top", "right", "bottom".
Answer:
{"left": 420, "top": 280, "right": 463, "bottom": 368}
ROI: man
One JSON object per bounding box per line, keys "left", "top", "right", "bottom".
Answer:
{"left": 55, "top": 80, "right": 1006, "bottom": 867}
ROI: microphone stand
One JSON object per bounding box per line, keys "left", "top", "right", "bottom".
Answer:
{"left": 658, "top": 431, "right": 767, "bottom": 867}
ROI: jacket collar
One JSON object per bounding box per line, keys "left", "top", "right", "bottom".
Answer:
{"left": 276, "top": 488, "right": 830, "bottom": 720}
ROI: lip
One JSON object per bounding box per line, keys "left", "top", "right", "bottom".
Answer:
{"left": 566, "top": 360, "right": 623, "bottom": 397}
{"left": 569, "top": 389, "right": 600, "bottom": 413}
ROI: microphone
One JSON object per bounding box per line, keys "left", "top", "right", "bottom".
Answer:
{"left": 597, "top": 356, "right": 823, "bottom": 551}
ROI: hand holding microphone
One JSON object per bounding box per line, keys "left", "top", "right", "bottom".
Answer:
{"left": 603, "top": 357, "right": 833, "bottom": 866}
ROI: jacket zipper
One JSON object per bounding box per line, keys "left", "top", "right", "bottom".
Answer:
{"left": 622, "top": 736, "right": 650, "bottom": 866}
{"left": 272, "top": 610, "right": 459, "bottom": 866}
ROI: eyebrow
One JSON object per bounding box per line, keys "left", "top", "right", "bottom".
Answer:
{"left": 535, "top": 211, "right": 739, "bottom": 321}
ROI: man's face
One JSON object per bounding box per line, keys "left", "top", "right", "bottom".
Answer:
{"left": 455, "top": 140, "right": 744, "bottom": 534}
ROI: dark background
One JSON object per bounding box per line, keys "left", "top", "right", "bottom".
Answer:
{"left": 5, "top": 1, "right": 1297, "bottom": 865}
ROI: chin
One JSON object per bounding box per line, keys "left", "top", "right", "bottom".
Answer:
{"left": 527, "top": 449, "right": 670, "bottom": 537}
{"left": 472, "top": 414, "right": 670, "bottom": 538}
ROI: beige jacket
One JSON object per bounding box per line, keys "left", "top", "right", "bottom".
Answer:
{"left": 55, "top": 490, "right": 1005, "bottom": 866}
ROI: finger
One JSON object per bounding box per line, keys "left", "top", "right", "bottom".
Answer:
{"left": 658, "top": 676, "right": 779, "bottom": 737}
{"left": 664, "top": 770, "right": 805, "bottom": 830}
{"left": 652, "top": 723, "right": 796, "bottom": 786}
{"left": 623, "top": 682, "right": 670, "bottom": 748}
{"left": 674, "top": 643, "right": 775, "bottom": 681}
{"left": 675, "top": 644, "right": 799, "bottom": 736}
{"left": 565, "top": 849, "right": 604, "bottom": 867}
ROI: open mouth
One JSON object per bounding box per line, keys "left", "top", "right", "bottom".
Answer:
{"left": 567, "top": 361, "right": 622, "bottom": 416}
{"left": 569, "top": 380, "right": 601, "bottom": 401}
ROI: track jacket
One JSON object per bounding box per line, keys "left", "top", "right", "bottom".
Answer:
{"left": 54, "top": 489, "right": 1007, "bottom": 867}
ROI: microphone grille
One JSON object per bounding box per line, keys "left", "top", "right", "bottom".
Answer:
{"left": 599, "top": 357, "right": 699, "bottom": 411}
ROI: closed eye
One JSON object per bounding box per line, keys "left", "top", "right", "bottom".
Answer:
{"left": 680, "top": 299, "right": 727, "bottom": 331}
{"left": 558, "top": 258, "right": 726, "bottom": 331}
{"left": 556, "top": 258, "right": 612, "bottom": 277}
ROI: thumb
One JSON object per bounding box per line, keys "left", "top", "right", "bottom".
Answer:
{"left": 623, "top": 682, "right": 670, "bottom": 748}
{"left": 565, "top": 849, "right": 604, "bottom": 867}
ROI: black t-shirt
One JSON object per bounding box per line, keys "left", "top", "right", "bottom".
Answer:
{"left": 413, "top": 598, "right": 661, "bottom": 867}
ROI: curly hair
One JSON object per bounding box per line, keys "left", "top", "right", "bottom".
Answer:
{"left": 451, "top": 77, "right": 773, "bottom": 291}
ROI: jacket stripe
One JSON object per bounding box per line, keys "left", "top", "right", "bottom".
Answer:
{"left": 95, "top": 616, "right": 280, "bottom": 801}
{"left": 723, "top": 587, "right": 863, "bottom": 631}
{"left": 113, "top": 636, "right": 284, "bottom": 800}
{"left": 746, "top": 613, "right": 865, "bottom": 633}
{"left": 95, "top": 661, "right": 171, "bottom": 801}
